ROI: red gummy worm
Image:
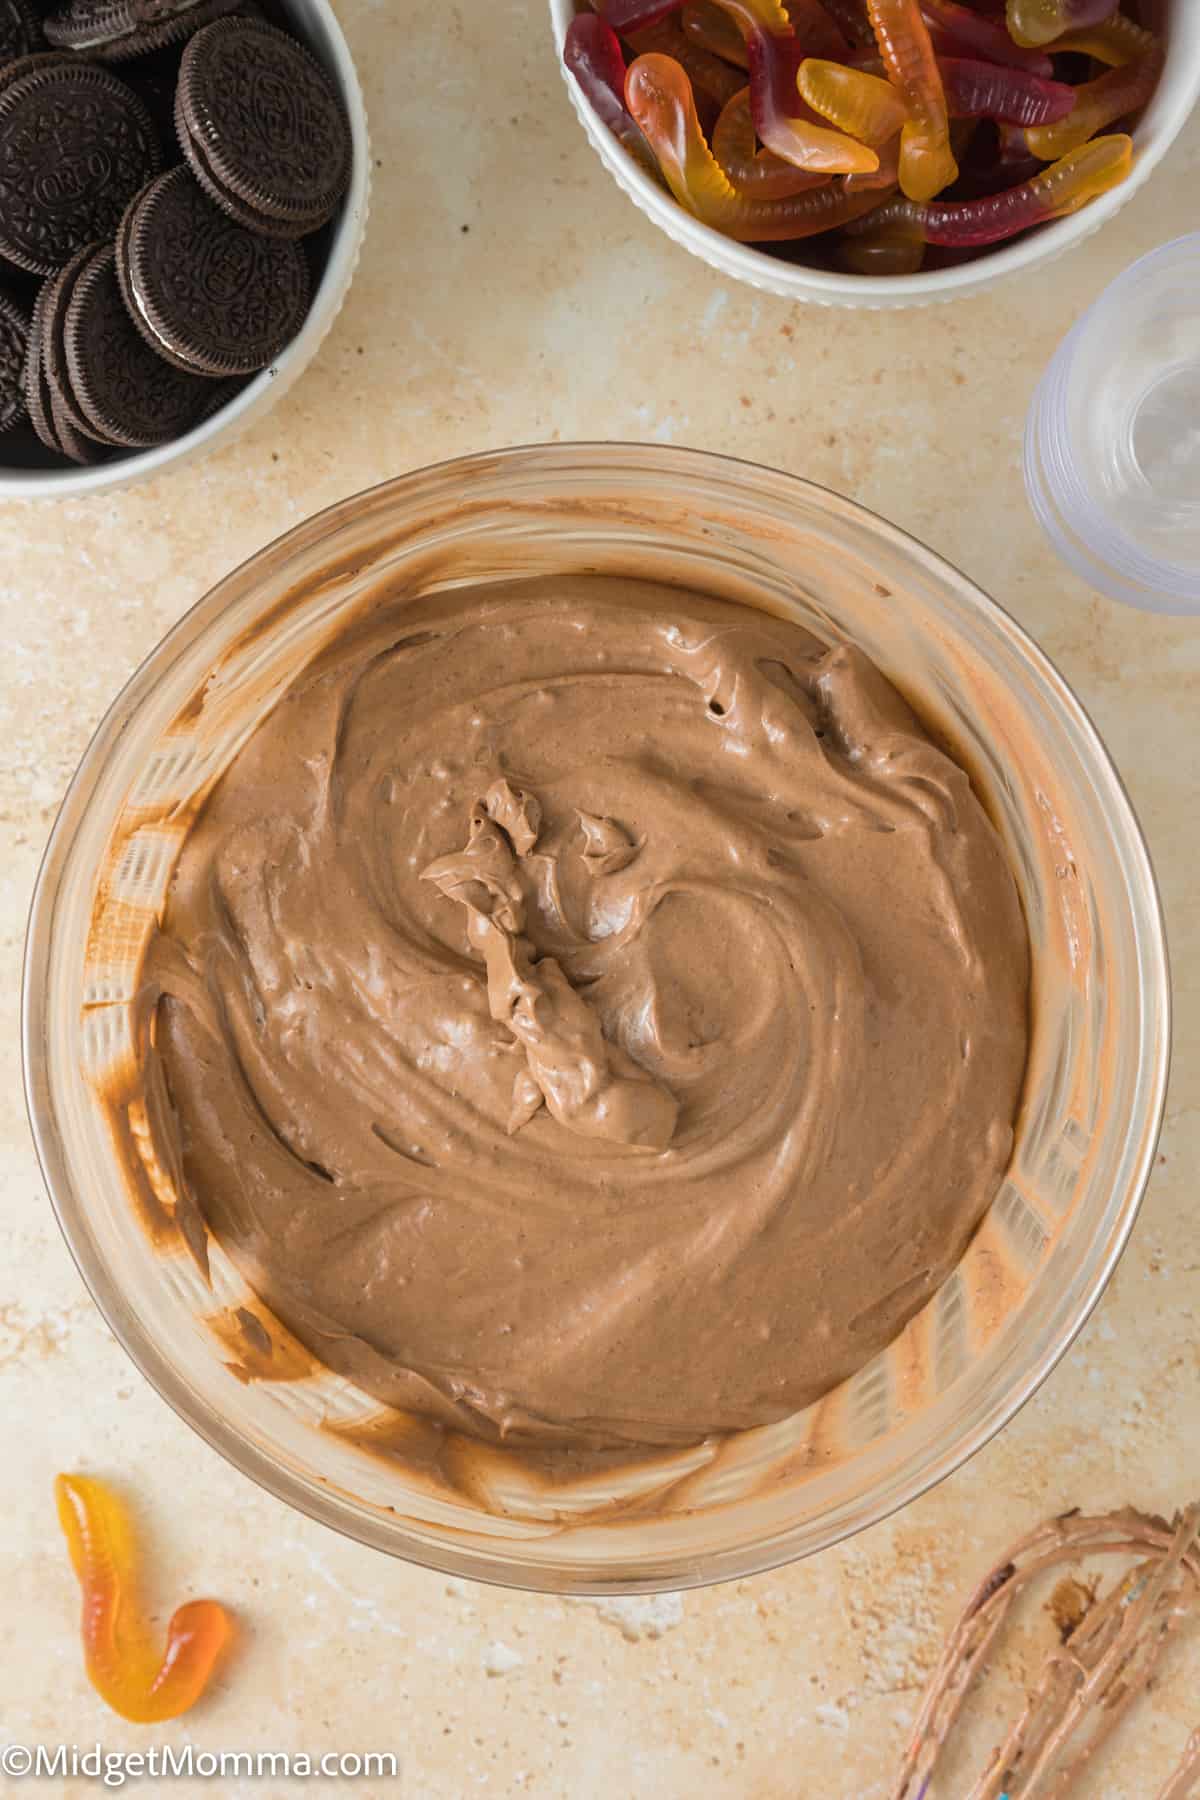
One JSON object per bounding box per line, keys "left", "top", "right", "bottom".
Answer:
{"left": 683, "top": 0, "right": 750, "bottom": 67}
{"left": 598, "top": 0, "right": 684, "bottom": 30}
{"left": 744, "top": 26, "right": 879, "bottom": 170}
{"left": 564, "top": 14, "right": 635, "bottom": 132}
{"left": 783, "top": 0, "right": 853, "bottom": 58}
{"left": 920, "top": 0, "right": 1054, "bottom": 76}
{"left": 938, "top": 56, "right": 1076, "bottom": 126}
{"left": 748, "top": 27, "right": 806, "bottom": 139}
{"left": 563, "top": 13, "right": 663, "bottom": 171}
{"left": 846, "top": 132, "right": 1131, "bottom": 244}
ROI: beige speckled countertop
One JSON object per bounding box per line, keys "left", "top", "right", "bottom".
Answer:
{"left": 2, "top": 7, "right": 1198, "bottom": 1796}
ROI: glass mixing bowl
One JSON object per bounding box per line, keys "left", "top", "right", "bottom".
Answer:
{"left": 23, "top": 444, "right": 1169, "bottom": 1593}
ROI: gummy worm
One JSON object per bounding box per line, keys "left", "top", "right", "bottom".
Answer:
{"left": 839, "top": 210, "right": 926, "bottom": 271}
{"left": 798, "top": 58, "right": 908, "bottom": 144}
{"left": 844, "top": 130, "right": 1131, "bottom": 244}
{"left": 710, "top": 2, "right": 881, "bottom": 170}
{"left": 920, "top": 0, "right": 1055, "bottom": 75}
{"left": 782, "top": 0, "right": 853, "bottom": 58}
{"left": 1006, "top": 0, "right": 1120, "bottom": 51}
{"left": 628, "top": 14, "right": 746, "bottom": 115}
{"left": 56, "top": 1474, "right": 232, "bottom": 1724}
{"left": 682, "top": 0, "right": 750, "bottom": 67}
{"left": 626, "top": 52, "right": 891, "bottom": 236}
{"left": 938, "top": 56, "right": 1076, "bottom": 126}
{"left": 805, "top": 49, "right": 1069, "bottom": 135}
{"left": 749, "top": 29, "right": 881, "bottom": 168}
{"left": 866, "top": 0, "right": 958, "bottom": 200}
{"left": 564, "top": 14, "right": 660, "bottom": 174}
{"left": 697, "top": 0, "right": 852, "bottom": 57}
{"left": 1051, "top": 14, "right": 1158, "bottom": 65}
{"left": 713, "top": 86, "right": 832, "bottom": 193}
{"left": 713, "top": 0, "right": 794, "bottom": 34}
{"left": 1025, "top": 46, "right": 1161, "bottom": 159}
{"left": 844, "top": 127, "right": 900, "bottom": 189}
{"left": 597, "top": 0, "right": 684, "bottom": 29}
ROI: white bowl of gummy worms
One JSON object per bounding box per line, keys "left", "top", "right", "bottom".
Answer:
{"left": 548, "top": 0, "right": 1200, "bottom": 308}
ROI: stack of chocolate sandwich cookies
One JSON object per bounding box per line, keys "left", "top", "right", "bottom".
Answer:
{"left": 0, "top": 0, "right": 350, "bottom": 465}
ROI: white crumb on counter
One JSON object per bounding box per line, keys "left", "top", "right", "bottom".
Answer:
{"left": 578, "top": 1593, "right": 685, "bottom": 1642}
{"left": 483, "top": 1640, "right": 524, "bottom": 1677}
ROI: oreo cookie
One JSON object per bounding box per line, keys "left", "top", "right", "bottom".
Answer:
{"left": 24, "top": 353, "right": 61, "bottom": 451}
{"left": 50, "top": 384, "right": 103, "bottom": 462}
{"left": 23, "top": 277, "right": 103, "bottom": 462}
{"left": 34, "top": 243, "right": 98, "bottom": 429}
{"left": 63, "top": 242, "right": 209, "bottom": 444}
{"left": 176, "top": 17, "right": 350, "bottom": 239}
{"left": 0, "top": 61, "right": 160, "bottom": 275}
{"left": 118, "top": 165, "right": 309, "bottom": 376}
{"left": 0, "top": 287, "right": 29, "bottom": 433}
{"left": 43, "top": 0, "right": 240, "bottom": 62}
{"left": 0, "top": 0, "right": 41, "bottom": 65}
{"left": 40, "top": 241, "right": 133, "bottom": 444}
{"left": 21, "top": 272, "right": 56, "bottom": 445}
{"left": 0, "top": 50, "right": 76, "bottom": 115}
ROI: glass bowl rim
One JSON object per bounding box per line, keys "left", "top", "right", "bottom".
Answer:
{"left": 21, "top": 441, "right": 1172, "bottom": 1592}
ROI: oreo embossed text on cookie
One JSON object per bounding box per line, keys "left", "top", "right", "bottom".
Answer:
{"left": 0, "top": 61, "right": 160, "bottom": 276}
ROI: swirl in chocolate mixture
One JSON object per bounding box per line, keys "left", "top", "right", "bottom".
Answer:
{"left": 143, "top": 575, "right": 1029, "bottom": 1450}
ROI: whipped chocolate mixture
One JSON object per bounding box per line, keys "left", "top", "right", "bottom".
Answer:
{"left": 144, "top": 575, "right": 1029, "bottom": 1449}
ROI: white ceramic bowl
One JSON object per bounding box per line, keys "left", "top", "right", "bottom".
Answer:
{"left": 549, "top": 1, "right": 1200, "bottom": 308}
{"left": 0, "top": 0, "right": 369, "bottom": 500}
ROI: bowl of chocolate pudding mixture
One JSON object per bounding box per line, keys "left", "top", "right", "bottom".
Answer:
{"left": 24, "top": 445, "right": 1169, "bottom": 1591}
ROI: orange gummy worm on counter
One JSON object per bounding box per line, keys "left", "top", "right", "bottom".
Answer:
{"left": 55, "top": 1474, "right": 232, "bottom": 1724}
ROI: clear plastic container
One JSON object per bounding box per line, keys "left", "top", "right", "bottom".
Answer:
{"left": 23, "top": 445, "right": 1169, "bottom": 1592}
{"left": 1025, "top": 234, "right": 1200, "bottom": 614}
